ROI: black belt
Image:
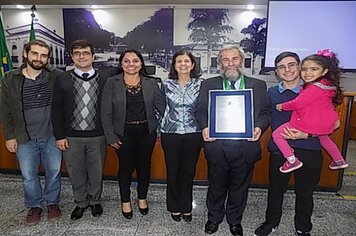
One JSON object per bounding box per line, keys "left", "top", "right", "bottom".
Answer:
{"left": 125, "top": 120, "right": 148, "bottom": 125}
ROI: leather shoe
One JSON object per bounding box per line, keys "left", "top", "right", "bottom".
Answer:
{"left": 205, "top": 221, "right": 219, "bottom": 234}
{"left": 171, "top": 213, "right": 181, "bottom": 222}
{"left": 90, "top": 204, "right": 103, "bottom": 217}
{"left": 122, "top": 210, "right": 133, "bottom": 219}
{"left": 138, "top": 206, "right": 149, "bottom": 215}
{"left": 121, "top": 202, "right": 133, "bottom": 219}
{"left": 182, "top": 213, "right": 192, "bottom": 222}
{"left": 229, "top": 224, "right": 243, "bottom": 236}
{"left": 137, "top": 199, "right": 149, "bottom": 215}
{"left": 70, "top": 206, "right": 88, "bottom": 220}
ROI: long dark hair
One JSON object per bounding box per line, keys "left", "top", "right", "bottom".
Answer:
{"left": 168, "top": 50, "right": 201, "bottom": 79}
{"left": 301, "top": 54, "right": 343, "bottom": 105}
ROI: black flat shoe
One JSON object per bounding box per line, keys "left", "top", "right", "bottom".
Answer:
{"left": 90, "top": 204, "right": 103, "bottom": 217}
{"left": 70, "top": 206, "right": 88, "bottom": 220}
{"left": 122, "top": 210, "right": 133, "bottom": 219}
{"left": 171, "top": 213, "right": 181, "bottom": 222}
{"left": 182, "top": 213, "right": 192, "bottom": 222}
{"left": 205, "top": 221, "right": 219, "bottom": 234}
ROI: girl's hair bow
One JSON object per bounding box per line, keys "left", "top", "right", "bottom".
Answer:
{"left": 316, "top": 49, "right": 334, "bottom": 59}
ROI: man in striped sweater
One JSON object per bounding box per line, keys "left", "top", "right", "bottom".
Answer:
{"left": 0, "top": 39, "right": 62, "bottom": 226}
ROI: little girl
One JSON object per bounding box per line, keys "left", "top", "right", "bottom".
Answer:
{"left": 273, "top": 49, "right": 349, "bottom": 173}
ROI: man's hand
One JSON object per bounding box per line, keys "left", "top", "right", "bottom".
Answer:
{"left": 5, "top": 139, "right": 18, "bottom": 153}
{"left": 276, "top": 104, "right": 283, "bottom": 111}
{"left": 248, "top": 127, "right": 262, "bottom": 142}
{"left": 281, "top": 127, "right": 308, "bottom": 140}
{"left": 56, "top": 139, "right": 69, "bottom": 151}
{"left": 202, "top": 128, "right": 216, "bottom": 142}
{"left": 110, "top": 140, "right": 123, "bottom": 150}
{"left": 334, "top": 120, "right": 340, "bottom": 130}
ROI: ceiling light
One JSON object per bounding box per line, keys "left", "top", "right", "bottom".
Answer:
{"left": 90, "top": 5, "right": 99, "bottom": 9}
{"left": 247, "top": 4, "right": 255, "bottom": 10}
{"left": 16, "top": 5, "right": 25, "bottom": 9}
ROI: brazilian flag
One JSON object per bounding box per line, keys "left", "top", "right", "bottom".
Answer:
{"left": 0, "top": 15, "right": 13, "bottom": 81}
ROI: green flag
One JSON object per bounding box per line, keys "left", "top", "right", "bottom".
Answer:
{"left": 0, "top": 15, "right": 13, "bottom": 81}
{"left": 29, "top": 18, "right": 36, "bottom": 41}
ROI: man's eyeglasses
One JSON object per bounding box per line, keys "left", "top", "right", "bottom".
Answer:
{"left": 276, "top": 62, "right": 299, "bottom": 71}
{"left": 72, "top": 51, "right": 92, "bottom": 57}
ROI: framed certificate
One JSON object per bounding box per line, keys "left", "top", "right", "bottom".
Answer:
{"left": 208, "top": 89, "right": 254, "bottom": 139}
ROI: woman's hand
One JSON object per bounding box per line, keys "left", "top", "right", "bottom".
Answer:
{"left": 110, "top": 140, "right": 123, "bottom": 149}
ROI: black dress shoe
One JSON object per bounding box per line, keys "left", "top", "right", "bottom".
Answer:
{"left": 90, "top": 204, "right": 103, "bottom": 217}
{"left": 205, "top": 221, "right": 219, "bottom": 234}
{"left": 171, "top": 213, "right": 181, "bottom": 222}
{"left": 229, "top": 224, "right": 243, "bottom": 236}
{"left": 182, "top": 213, "right": 192, "bottom": 222}
{"left": 70, "top": 206, "right": 88, "bottom": 220}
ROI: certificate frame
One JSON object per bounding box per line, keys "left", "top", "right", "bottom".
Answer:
{"left": 208, "top": 89, "right": 254, "bottom": 139}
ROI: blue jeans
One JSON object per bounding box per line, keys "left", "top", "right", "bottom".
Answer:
{"left": 17, "top": 136, "right": 62, "bottom": 208}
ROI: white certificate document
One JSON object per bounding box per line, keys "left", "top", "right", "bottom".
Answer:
{"left": 215, "top": 95, "right": 246, "bottom": 133}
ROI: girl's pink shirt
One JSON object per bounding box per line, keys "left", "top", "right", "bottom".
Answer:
{"left": 282, "top": 78, "right": 339, "bottom": 135}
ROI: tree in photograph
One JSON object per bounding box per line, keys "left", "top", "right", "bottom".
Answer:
{"left": 63, "top": 9, "right": 113, "bottom": 64}
{"left": 188, "top": 9, "right": 234, "bottom": 73}
{"left": 240, "top": 18, "right": 267, "bottom": 74}
{"left": 123, "top": 9, "right": 173, "bottom": 68}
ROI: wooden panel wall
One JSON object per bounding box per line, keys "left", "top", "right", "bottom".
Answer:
{"left": 0, "top": 96, "right": 351, "bottom": 190}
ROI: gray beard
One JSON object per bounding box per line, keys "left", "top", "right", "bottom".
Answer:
{"left": 220, "top": 68, "right": 240, "bottom": 82}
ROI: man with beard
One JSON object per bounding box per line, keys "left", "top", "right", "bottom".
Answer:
{"left": 0, "top": 40, "right": 62, "bottom": 226}
{"left": 196, "top": 46, "right": 270, "bottom": 235}
{"left": 52, "top": 39, "right": 108, "bottom": 220}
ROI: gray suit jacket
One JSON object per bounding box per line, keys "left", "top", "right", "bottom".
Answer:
{"left": 196, "top": 75, "right": 271, "bottom": 163}
{"left": 101, "top": 73, "right": 165, "bottom": 145}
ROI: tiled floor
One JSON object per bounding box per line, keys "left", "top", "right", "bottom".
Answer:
{"left": 0, "top": 141, "right": 355, "bottom": 235}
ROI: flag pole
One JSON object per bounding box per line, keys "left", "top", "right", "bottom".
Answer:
{"left": 29, "top": 4, "right": 36, "bottom": 41}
